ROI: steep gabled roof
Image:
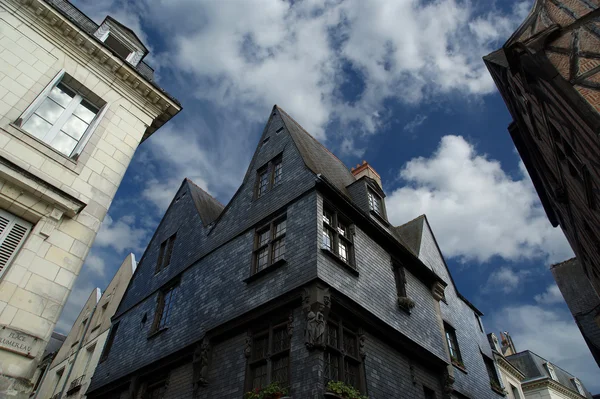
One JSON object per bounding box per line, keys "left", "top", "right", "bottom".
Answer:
{"left": 393, "top": 215, "right": 425, "bottom": 257}
{"left": 277, "top": 106, "right": 356, "bottom": 196}
{"left": 185, "top": 179, "right": 224, "bottom": 227}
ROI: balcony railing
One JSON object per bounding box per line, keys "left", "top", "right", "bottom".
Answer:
{"left": 66, "top": 375, "right": 85, "bottom": 395}
{"left": 51, "top": 393, "right": 61, "bottom": 399}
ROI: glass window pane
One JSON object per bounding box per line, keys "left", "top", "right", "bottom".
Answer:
{"left": 322, "top": 229, "right": 332, "bottom": 250}
{"left": 275, "top": 220, "right": 286, "bottom": 237}
{"left": 49, "top": 84, "right": 75, "bottom": 107}
{"left": 50, "top": 132, "right": 77, "bottom": 156}
{"left": 273, "top": 162, "right": 283, "bottom": 186}
{"left": 258, "top": 230, "right": 269, "bottom": 247}
{"left": 272, "top": 355, "right": 289, "bottom": 385}
{"left": 22, "top": 114, "right": 52, "bottom": 139}
{"left": 339, "top": 241, "right": 348, "bottom": 262}
{"left": 62, "top": 115, "right": 89, "bottom": 140}
{"left": 35, "top": 98, "right": 65, "bottom": 124}
{"left": 256, "top": 248, "right": 268, "bottom": 271}
{"left": 73, "top": 100, "right": 98, "bottom": 123}
{"left": 272, "top": 239, "right": 285, "bottom": 262}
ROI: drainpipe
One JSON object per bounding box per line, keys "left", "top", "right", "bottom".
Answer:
{"left": 31, "top": 357, "right": 52, "bottom": 399}
{"left": 57, "top": 293, "right": 99, "bottom": 398}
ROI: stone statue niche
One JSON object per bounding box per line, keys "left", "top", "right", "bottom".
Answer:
{"left": 302, "top": 284, "right": 331, "bottom": 351}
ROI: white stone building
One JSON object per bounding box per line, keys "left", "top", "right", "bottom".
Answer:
{"left": 489, "top": 332, "right": 592, "bottom": 399}
{"left": 0, "top": 0, "right": 181, "bottom": 396}
{"left": 33, "top": 254, "right": 135, "bottom": 399}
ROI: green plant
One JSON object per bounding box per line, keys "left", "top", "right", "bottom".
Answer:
{"left": 244, "top": 382, "right": 289, "bottom": 399}
{"left": 451, "top": 357, "right": 465, "bottom": 369}
{"left": 326, "top": 380, "right": 368, "bottom": 399}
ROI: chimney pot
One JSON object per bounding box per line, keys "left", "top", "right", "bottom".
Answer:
{"left": 351, "top": 161, "right": 383, "bottom": 191}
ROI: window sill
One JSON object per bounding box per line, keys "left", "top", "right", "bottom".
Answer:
{"left": 452, "top": 361, "right": 467, "bottom": 374}
{"left": 321, "top": 248, "right": 358, "bottom": 276}
{"left": 147, "top": 327, "right": 168, "bottom": 339}
{"left": 6, "top": 123, "right": 80, "bottom": 171}
{"left": 244, "top": 259, "right": 287, "bottom": 283}
{"left": 369, "top": 210, "right": 389, "bottom": 226}
{"left": 491, "top": 385, "right": 505, "bottom": 395}
{"left": 71, "top": 340, "right": 79, "bottom": 348}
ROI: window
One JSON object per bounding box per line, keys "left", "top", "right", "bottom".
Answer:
{"left": 151, "top": 285, "right": 178, "bottom": 333}
{"left": 324, "top": 317, "right": 363, "bottom": 391}
{"left": 483, "top": 354, "right": 500, "bottom": 389}
{"left": 19, "top": 72, "right": 107, "bottom": 158}
{"left": 510, "top": 384, "right": 521, "bottom": 399}
{"left": 72, "top": 318, "right": 87, "bottom": 346}
{"left": 393, "top": 264, "right": 407, "bottom": 297}
{"left": 252, "top": 216, "right": 286, "bottom": 274}
{"left": 322, "top": 207, "right": 354, "bottom": 266}
{"left": 544, "top": 362, "right": 557, "bottom": 381}
{"left": 368, "top": 190, "right": 383, "bottom": 215}
{"left": 247, "top": 321, "right": 290, "bottom": 390}
{"left": 476, "top": 313, "right": 484, "bottom": 333}
{"left": 0, "top": 209, "right": 32, "bottom": 280}
{"left": 423, "top": 387, "right": 436, "bottom": 399}
{"left": 572, "top": 378, "right": 585, "bottom": 395}
{"left": 155, "top": 234, "right": 176, "bottom": 273}
{"left": 145, "top": 379, "right": 168, "bottom": 399}
{"left": 104, "top": 33, "right": 133, "bottom": 60}
{"left": 444, "top": 323, "right": 463, "bottom": 366}
{"left": 99, "top": 322, "right": 119, "bottom": 362}
{"left": 52, "top": 368, "right": 65, "bottom": 396}
{"left": 255, "top": 155, "right": 283, "bottom": 198}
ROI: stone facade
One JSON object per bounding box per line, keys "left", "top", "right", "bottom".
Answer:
{"left": 484, "top": 1, "right": 600, "bottom": 297}
{"left": 33, "top": 254, "right": 135, "bottom": 399}
{"left": 87, "top": 106, "right": 503, "bottom": 399}
{"left": 0, "top": 0, "right": 180, "bottom": 396}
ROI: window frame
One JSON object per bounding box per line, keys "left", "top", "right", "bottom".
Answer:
{"left": 245, "top": 319, "right": 291, "bottom": 391}
{"left": 444, "top": 322, "right": 463, "bottom": 367}
{"left": 544, "top": 362, "right": 557, "bottom": 381}
{"left": 99, "top": 31, "right": 137, "bottom": 63}
{"left": 323, "top": 316, "right": 365, "bottom": 392}
{"left": 367, "top": 189, "right": 383, "bottom": 216}
{"left": 17, "top": 70, "right": 109, "bottom": 160}
{"left": 150, "top": 284, "right": 178, "bottom": 335}
{"left": 254, "top": 155, "right": 283, "bottom": 199}
{"left": 321, "top": 205, "right": 355, "bottom": 268}
{"left": 99, "top": 321, "right": 119, "bottom": 363}
{"left": 155, "top": 233, "right": 177, "bottom": 274}
{"left": 251, "top": 215, "right": 287, "bottom": 276}
{"left": 482, "top": 353, "right": 501, "bottom": 391}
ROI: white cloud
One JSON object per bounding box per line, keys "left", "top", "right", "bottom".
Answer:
{"left": 404, "top": 114, "right": 428, "bottom": 133}
{"left": 85, "top": 253, "right": 106, "bottom": 277}
{"left": 74, "top": 0, "right": 529, "bottom": 138}
{"left": 535, "top": 284, "right": 564, "bottom": 305}
{"left": 95, "top": 215, "right": 150, "bottom": 253}
{"left": 489, "top": 305, "right": 600, "bottom": 392}
{"left": 386, "top": 135, "right": 573, "bottom": 264}
{"left": 484, "top": 266, "right": 530, "bottom": 294}
{"left": 55, "top": 283, "right": 96, "bottom": 334}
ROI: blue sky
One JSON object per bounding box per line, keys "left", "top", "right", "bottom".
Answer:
{"left": 60, "top": 0, "right": 600, "bottom": 392}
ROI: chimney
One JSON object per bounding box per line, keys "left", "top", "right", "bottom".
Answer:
{"left": 500, "top": 331, "right": 517, "bottom": 356}
{"left": 351, "top": 161, "right": 383, "bottom": 191}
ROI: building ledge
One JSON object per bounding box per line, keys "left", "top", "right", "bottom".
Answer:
{"left": 244, "top": 259, "right": 287, "bottom": 283}
{"left": 321, "top": 248, "right": 359, "bottom": 276}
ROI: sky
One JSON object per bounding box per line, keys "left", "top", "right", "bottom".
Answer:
{"left": 57, "top": 0, "right": 600, "bottom": 392}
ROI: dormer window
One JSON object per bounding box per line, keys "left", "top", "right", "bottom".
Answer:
{"left": 573, "top": 378, "right": 585, "bottom": 395}
{"left": 544, "top": 362, "right": 557, "bottom": 381}
{"left": 103, "top": 33, "right": 134, "bottom": 61}
{"left": 368, "top": 190, "right": 383, "bottom": 215}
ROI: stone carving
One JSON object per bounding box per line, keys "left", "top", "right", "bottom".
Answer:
{"left": 193, "top": 341, "right": 210, "bottom": 391}
{"left": 287, "top": 312, "right": 294, "bottom": 338}
{"left": 397, "top": 296, "right": 416, "bottom": 311}
{"left": 244, "top": 336, "right": 252, "bottom": 358}
{"left": 305, "top": 304, "right": 326, "bottom": 350}
{"left": 358, "top": 334, "right": 366, "bottom": 359}
{"left": 301, "top": 287, "right": 311, "bottom": 313}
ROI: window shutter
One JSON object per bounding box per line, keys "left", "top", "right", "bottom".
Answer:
{"left": 72, "top": 102, "right": 111, "bottom": 159}
{"left": 0, "top": 210, "right": 32, "bottom": 279}
{"left": 17, "top": 69, "right": 65, "bottom": 126}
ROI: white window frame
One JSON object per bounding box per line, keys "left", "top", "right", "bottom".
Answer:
{"left": 368, "top": 190, "right": 382, "bottom": 215}
{"left": 0, "top": 209, "right": 32, "bottom": 280}
{"left": 99, "top": 31, "right": 136, "bottom": 63}
{"left": 18, "top": 70, "right": 110, "bottom": 159}
{"left": 572, "top": 378, "right": 585, "bottom": 395}
{"left": 545, "top": 362, "right": 557, "bottom": 381}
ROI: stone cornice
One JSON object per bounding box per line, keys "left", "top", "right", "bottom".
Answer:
{"left": 522, "top": 377, "right": 585, "bottom": 399}
{"left": 10, "top": 0, "right": 181, "bottom": 138}
{"left": 493, "top": 351, "right": 526, "bottom": 381}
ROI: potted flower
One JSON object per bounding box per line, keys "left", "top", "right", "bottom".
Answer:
{"left": 325, "top": 381, "right": 368, "bottom": 399}
{"left": 397, "top": 296, "right": 416, "bottom": 312}
{"left": 245, "top": 382, "right": 290, "bottom": 399}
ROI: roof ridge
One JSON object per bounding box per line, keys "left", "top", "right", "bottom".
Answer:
{"left": 275, "top": 105, "right": 352, "bottom": 175}
{"left": 394, "top": 214, "right": 426, "bottom": 230}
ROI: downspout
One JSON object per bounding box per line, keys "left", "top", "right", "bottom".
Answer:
{"left": 58, "top": 293, "right": 100, "bottom": 398}
{"left": 31, "top": 357, "right": 52, "bottom": 399}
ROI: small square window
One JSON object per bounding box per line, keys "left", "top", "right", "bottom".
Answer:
{"left": 252, "top": 216, "right": 287, "bottom": 274}
{"left": 322, "top": 206, "right": 355, "bottom": 267}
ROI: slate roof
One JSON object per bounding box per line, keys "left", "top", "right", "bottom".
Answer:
{"left": 392, "top": 214, "right": 425, "bottom": 256}
{"left": 277, "top": 106, "right": 357, "bottom": 197}
{"left": 186, "top": 179, "right": 225, "bottom": 227}
{"left": 507, "top": 350, "right": 592, "bottom": 398}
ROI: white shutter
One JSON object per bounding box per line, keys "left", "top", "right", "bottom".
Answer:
{"left": 0, "top": 209, "right": 32, "bottom": 279}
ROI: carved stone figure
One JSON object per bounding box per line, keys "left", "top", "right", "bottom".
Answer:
{"left": 305, "top": 305, "right": 326, "bottom": 350}
{"left": 287, "top": 313, "right": 294, "bottom": 338}
{"left": 244, "top": 336, "right": 252, "bottom": 358}
{"left": 193, "top": 341, "right": 210, "bottom": 391}
{"left": 359, "top": 334, "right": 366, "bottom": 358}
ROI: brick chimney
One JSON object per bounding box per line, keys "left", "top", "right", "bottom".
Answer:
{"left": 351, "top": 161, "right": 382, "bottom": 191}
